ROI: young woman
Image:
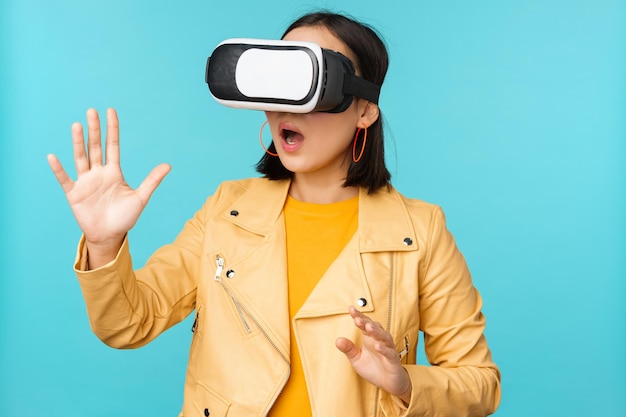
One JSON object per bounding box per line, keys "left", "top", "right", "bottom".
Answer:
{"left": 47, "top": 11, "right": 501, "bottom": 417}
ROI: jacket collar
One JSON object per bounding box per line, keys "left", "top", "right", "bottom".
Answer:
{"left": 358, "top": 184, "right": 419, "bottom": 252}
{"left": 220, "top": 178, "right": 290, "bottom": 236}
{"left": 222, "top": 178, "right": 418, "bottom": 253}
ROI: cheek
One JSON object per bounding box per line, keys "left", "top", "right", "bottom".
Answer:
{"left": 264, "top": 111, "right": 276, "bottom": 125}
{"left": 264, "top": 112, "right": 280, "bottom": 136}
{"left": 312, "top": 111, "right": 359, "bottom": 143}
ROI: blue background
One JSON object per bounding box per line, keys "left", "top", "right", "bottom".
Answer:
{"left": 1, "top": 1, "right": 624, "bottom": 416}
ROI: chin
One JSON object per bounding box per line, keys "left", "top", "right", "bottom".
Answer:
{"left": 280, "top": 162, "right": 309, "bottom": 174}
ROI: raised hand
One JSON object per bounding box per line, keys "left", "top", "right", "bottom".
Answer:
{"left": 47, "top": 108, "right": 171, "bottom": 268}
{"left": 336, "top": 306, "right": 413, "bottom": 404}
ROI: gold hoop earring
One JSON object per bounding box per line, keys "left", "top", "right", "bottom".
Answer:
{"left": 259, "top": 120, "right": 279, "bottom": 157}
{"left": 352, "top": 126, "right": 367, "bottom": 163}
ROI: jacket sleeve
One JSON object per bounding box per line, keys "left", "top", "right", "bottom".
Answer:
{"left": 380, "top": 207, "right": 501, "bottom": 417}
{"left": 73, "top": 200, "right": 209, "bottom": 349}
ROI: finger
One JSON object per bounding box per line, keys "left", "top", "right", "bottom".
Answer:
{"left": 105, "top": 108, "right": 120, "bottom": 165}
{"left": 86, "top": 108, "right": 103, "bottom": 167}
{"left": 335, "top": 337, "right": 361, "bottom": 361}
{"left": 363, "top": 320, "right": 387, "bottom": 338}
{"left": 351, "top": 316, "right": 393, "bottom": 348}
{"left": 352, "top": 315, "right": 369, "bottom": 332}
{"left": 47, "top": 153, "right": 75, "bottom": 194}
{"left": 349, "top": 305, "right": 372, "bottom": 321}
{"left": 371, "top": 338, "right": 399, "bottom": 359}
{"left": 349, "top": 306, "right": 383, "bottom": 334}
{"left": 136, "top": 163, "right": 172, "bottom": 205}
{"left": 72, "top": 122, "right": 89, "bottom": 175}
{"left": 349, "top": 306, "right": 367, "bottom": 326}
{"left": 366, "top": 325, "right": 398, "bottom": 353}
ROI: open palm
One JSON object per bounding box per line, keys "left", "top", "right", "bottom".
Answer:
{"left": 48, "top": 108, "right": 170, "bottom": 263}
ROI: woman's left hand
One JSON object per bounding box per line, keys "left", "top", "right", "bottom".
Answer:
{"left": 336, "top": 306, "right": 412, "bottom": 404}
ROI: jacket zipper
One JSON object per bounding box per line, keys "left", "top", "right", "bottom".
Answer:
{"left": 213, "top": 255, "right": 291, "bottom": 412}
{"left": 373, "top": 252, "right": 395, "bottom": 417}
{"left": 214, "top": 256, "right": 252, "bottom": 333}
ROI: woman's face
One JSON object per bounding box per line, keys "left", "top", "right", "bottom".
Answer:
{"left": 264, "top": 25, "right": 377, "bottom": 184}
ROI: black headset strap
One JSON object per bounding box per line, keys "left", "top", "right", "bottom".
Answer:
{"left": 343, "top": 74, "right": 381, "bottom": 104}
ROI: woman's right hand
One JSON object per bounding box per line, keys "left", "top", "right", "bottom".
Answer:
{"left": 47, "top": 108, "right": 171, "bottom": 268}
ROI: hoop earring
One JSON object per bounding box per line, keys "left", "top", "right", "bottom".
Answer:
{"left": 352, "top": 126, "right": 367, "bottom": 163}
{"left": 259, "top": 120, "right": 279, "bottom": 157}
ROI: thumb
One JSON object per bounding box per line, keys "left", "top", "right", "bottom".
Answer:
{"left": 47, "top": 153, "right": 74, "bottom": 194}
{"left": 336, "top": 337, "right": 361, "bottom": 361}
{"left": 136, "top": 163, "right": 171, "bottom": 204}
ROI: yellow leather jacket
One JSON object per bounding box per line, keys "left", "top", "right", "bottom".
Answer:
{"left": 74, "top": 178, "right": 501, "bottom": 417}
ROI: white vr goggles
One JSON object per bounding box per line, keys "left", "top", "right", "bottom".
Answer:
{"left": 205, "top": 38, "right": 381, "bottom": 113}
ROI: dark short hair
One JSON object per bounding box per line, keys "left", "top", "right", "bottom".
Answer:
{"left": 255, "top": 11, "right": 391, "bottom": 194}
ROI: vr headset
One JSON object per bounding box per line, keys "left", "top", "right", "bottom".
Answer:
{"left": 205, "top": 38, "right": 381, "bottom": 113}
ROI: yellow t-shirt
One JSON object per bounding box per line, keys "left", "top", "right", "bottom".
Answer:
{"left": 269, "top": 194, "right": 358, "bottom": 416}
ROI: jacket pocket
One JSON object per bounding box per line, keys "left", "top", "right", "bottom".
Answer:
{"left": 193, "top": 382, "right": 231, "bottom": 417}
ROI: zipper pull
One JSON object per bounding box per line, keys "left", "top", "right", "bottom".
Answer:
{"left": 191, "top": 311, "right": 199, "bottom": 333}
{"left": 214, "top": 256, "right": 224, "bottom": 281}
{"left": 398, "top": 337, "right": 410, "bottom": 359}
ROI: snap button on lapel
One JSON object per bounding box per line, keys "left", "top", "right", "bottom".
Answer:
{"left": 230, "top": 210, "right": 239, "bottom": 216}
{"left": 357, "top": 298, "right": 367, "bottom": 307}
{"left": 403, "top": 237, "right": 413, "bottom": 246}
{"left": 226, "top": 269, "right": 235, "bottom": 279}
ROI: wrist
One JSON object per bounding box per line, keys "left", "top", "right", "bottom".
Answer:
{"left": 397, "top": 370, "right": 412, "bottom": 405}
{"left": 85, "top": 235, "right": 124, "bottom": 269}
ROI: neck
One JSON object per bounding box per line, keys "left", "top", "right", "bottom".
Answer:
{"left": 289, "top": 174, "right": 358, "bottom": 204}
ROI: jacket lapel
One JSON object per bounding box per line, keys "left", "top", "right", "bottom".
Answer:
{"left": 216, "top": 179, "right": 292, "bottom": 356}
{"left": 296, "top": 186, "right": 419, "bottom": 319}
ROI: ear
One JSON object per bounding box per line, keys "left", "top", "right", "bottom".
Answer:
{"left": 356, "top": 100, "right": 380, "bottom": 128}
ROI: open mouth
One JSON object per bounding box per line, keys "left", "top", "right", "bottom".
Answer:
{"left": 282, "top": 129, "right": 297, "bottom": 144}
{"left": 278, "top": 122, "right": 304, "bottom": 150}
